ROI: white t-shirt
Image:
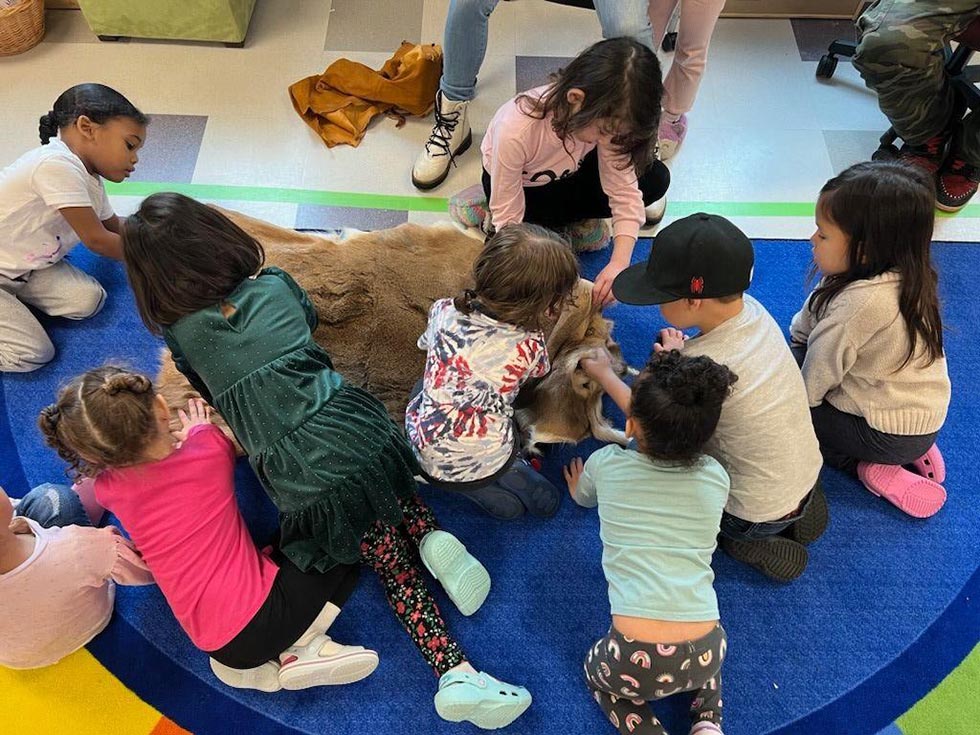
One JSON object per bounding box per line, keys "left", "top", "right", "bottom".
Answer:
{"left": 683, "top": 295, "right": 823, "bottom": 522}
{"left": 0, "top": 138, "right": 114, "bottom": 279}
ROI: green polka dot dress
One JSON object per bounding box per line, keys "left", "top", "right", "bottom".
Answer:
{"left": 164, "top": 267, "right": 419, "bottom": 573}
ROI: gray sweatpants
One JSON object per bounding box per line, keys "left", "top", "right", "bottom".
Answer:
{"left": 0, "top": 260, "right": 106, "bottom": 372}
{"left": 584, "top": 624, "right": 726, "bottom": 735}
{"left": 853, "top": 0, "right": 980, "bottom": 165}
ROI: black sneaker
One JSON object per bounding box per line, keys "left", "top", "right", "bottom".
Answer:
{"left": 494, "top": 458, "right": 561, "bottom": 518}
{"left": 720, "top": 536, "right": 808, "bottom": 583}
{"left": 782, "top": 484, "right": 829, "bottom": 546}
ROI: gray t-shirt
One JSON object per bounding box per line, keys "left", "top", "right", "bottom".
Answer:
{"left": 684, "top": 295, "right": 823, "bottom": 522}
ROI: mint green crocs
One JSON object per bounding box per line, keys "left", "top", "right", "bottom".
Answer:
{"left": 419, "top": 530, "right": 490, "bottom": 616}
{"left": 434, "top": 670, "right": 532, "bottom": 730}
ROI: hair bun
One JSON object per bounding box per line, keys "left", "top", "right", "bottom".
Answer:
{"left": 102, "top": 373, "right": 152, "bottom": 396}
{"left": 38, "top": 111, "right": 59, "bottom": 144}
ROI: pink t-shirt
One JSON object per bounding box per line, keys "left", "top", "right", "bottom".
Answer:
{"left": 95, "top": 424, "right": 279, "bottom": 652}
{"left": 481, "top": 85, "right": 645, "bottom": 241}
{"left": 0, "top": 519, "right": 153, "bottom": 669}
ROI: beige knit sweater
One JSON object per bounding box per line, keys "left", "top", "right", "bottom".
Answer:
{"left": 790, "top": 271, "right": 950, "bottom": 436}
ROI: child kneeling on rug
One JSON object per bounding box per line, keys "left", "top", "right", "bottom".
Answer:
{"left": 611, "top": 214, "right": 827, "bottom": 583}
{"left": 565, "top": 350, "right": 735, "bottom": 735}
{"left": 406, "top": 223, "right": 579, "bottom": 521}
{"left": 0, "top": 481, "right": 152, "bottom": 669}
{"left": 451, "top": 37, "right": 671, "bottom": 306}
{"left": 39, "top": 367, "right": 377, "bottom": 692}
{"left": 791, "top": 161, "right": 950, "bottom": 518}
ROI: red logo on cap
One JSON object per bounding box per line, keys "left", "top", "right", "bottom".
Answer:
{"left": 691, "top": 276, "right": 704, "bottom": 295}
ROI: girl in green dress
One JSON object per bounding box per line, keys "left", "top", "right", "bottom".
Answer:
{"left": 121, "top": 193, "right": 532, "bottom": 731}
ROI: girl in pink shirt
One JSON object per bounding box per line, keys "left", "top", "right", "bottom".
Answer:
{"left": 0, "top": 481, "right": 153, "bottom": 670}
{"left": 453, "top": 38, "right": 670, "bottom": 306}
{"left": 38, "top": 366, "right": 378, "bottom": 693}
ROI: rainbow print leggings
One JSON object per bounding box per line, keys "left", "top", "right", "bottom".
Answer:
{"left": 584, "top": 624, "right": 726, "bottom": 735}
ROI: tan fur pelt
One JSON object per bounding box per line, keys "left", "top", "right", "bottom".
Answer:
{"left": 155, "top": 208, "right": 629, "bottom": 453}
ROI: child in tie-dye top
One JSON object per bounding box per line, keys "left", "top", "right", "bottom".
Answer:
{"left": 406, "top": 223, "right": 579, "bottom": 520}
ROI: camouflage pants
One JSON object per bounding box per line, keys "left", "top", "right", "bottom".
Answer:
{"left": 853, "top": 0, "right": 980, "bottom": 165}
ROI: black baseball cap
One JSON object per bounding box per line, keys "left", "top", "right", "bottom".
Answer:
{"left": 612, "top": 213, "right": 754, "bottom": 305}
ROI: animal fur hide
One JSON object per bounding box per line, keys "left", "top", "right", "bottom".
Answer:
{"left": 155, "top": 209, "right": 628, "bottom": 452}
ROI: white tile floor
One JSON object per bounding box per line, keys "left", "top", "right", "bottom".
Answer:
{"left": 1, "top": 0, "right": 977, "bottom": 240}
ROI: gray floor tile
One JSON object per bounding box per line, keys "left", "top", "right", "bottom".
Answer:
{"left": 43, "top": 9, "right": 99, "bottom": 44}
{"left": 823, "top": 129, "right": 886, "bottom": 173}
{"left": 130, "top": 115, "right": 208, "bottom": 183}
{"left": 791, "top": 18, "right": 857, "bottom": 62}
{"left": 324, "top": 0, "right": 423, "bottom": 52}
{"left": 515, "top": 56, "right": 574, "bottom": 93}
{"left": 295, "top": 205, "right": 409, "bottom": 231}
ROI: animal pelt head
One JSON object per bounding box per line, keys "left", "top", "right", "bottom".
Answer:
{"left": 515, "top": 279, "right": 629, "bottom": 452}
{"left": 155, "top": 208, "right": 628, "bottom": 453}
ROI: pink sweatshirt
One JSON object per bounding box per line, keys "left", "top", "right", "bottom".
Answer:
{"left": 481, "top": 85, "right": 645, "bottom": 241}
{"left": 0, "top": 519, "right": 153, "bottom": 669}
{"left": 96, "top": 424, "right": 279, "bottom": 652}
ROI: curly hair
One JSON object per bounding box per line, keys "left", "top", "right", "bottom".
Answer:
{"left": 629, "top": 350, "right": 738, "bottom": 466}
{"left": 454, "top": 223, "right": 580, "bottom": 332}
{"left": 38, "top": 365, "right": 160, "bottom": 479}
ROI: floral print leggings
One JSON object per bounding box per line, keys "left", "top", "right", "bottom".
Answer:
{"left": 359, "top": 494, "right": 466, "bottom": 676}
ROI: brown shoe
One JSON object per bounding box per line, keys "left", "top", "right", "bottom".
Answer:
{"left": 937, "top": 153, "right": 980, "bottom": 212}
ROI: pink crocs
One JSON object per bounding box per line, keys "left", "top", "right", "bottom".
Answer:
{"left": 857, "top": 462, "right": 946, "bottom": 518}
{"left": 911, "top": 443, "right": 946, "bottom": 484}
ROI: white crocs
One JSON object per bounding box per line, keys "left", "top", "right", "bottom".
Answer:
{"left": 278, "top": 634, "right": 379, "bottom": 690}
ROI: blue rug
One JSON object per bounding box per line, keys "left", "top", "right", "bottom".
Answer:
{"left": 1, "top": 237, "right": 978, "bottom": 735}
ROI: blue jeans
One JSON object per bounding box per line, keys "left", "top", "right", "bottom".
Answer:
{"left": 14, "top": 483, "right": 92, "bottom": 528}
{"left": 441, "top": 0, "right": 502, "bottom": 101}
{"left": 719, "top": 482, "right": 820, "bottom": 542}
{"left": 594, "top": 0, "right": 657, "bottom": 52}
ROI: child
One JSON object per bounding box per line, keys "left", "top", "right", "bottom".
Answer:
{"left": 565, "top": 350, "right": 735, "bottom": 735}
{"left": 453, "top": 37, "right": 671, "bottom": 306}
{"left": 791, "top": 161, "right": 951, "bottom": 518}
{"left": 612, "top": 213, "right": 827, "bottom": 583}
{"left": 0, "top": 481, "right": 153, "bottom": 669}
{"left": 122, "top": 193, "right": 532, "bottom": 729}
{"left": 39, "top": 367, "right": 378, "bottom": 692}
{"left": 406, "top": 223, "right": 579, "bottom": 520}
{"left": 0, "top": 84, "right": 147, "bottom": 372}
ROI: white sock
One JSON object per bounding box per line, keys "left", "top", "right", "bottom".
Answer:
{"left": 291, "top": 602, "right": 341, "bottom": 648}
{"left": 447, "top": 661, "right": 478, "bottom": 677}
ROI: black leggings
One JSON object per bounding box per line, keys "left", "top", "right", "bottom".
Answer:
{"left": 482, "top": 148, "right": 671, "bottom": 231}
{"left": 208, "top": 552, "right": 359, "bottom": 670}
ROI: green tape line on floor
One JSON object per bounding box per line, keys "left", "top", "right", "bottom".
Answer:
{"left": 106, "top": 181, "right": 980, "bottom": 218}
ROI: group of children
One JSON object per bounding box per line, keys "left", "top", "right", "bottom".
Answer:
{"left": 0, "top": 35, "right": 952, "bottom": 735}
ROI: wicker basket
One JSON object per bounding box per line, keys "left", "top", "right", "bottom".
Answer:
{"left": 0, "top": 0, "right": 45, "bottom": 57}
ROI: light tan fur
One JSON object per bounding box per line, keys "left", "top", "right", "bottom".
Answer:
{"left": 155, "top": 208, "right": 628, "bottom": 453}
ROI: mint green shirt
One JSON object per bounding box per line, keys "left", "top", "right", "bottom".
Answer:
{"left": 573, "top": 445, "right": 730, "bottom": 621}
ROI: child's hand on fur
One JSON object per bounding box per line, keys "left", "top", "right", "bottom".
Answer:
{"left": 581, "top": 348, "right": 614, "bottom": 378}
{"left": 654, "top": 327, "right": 688, "bottom": 353}
{"left": 173, "top": 398, "right": 212, "bottom": 443}
{"left": 563, "top": 457, "right": 585, "bottom": 497}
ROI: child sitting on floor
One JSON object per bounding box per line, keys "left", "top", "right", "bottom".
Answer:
{"left": 39, "top": 367, "right": 376, "bottom": 692}
{"left": 451, "top": 37, "right": 671, "bottom": 305}
{"left": 611, "top": 213, "right": 826, "bottom": 583}
{"left": 0, "top": 83, "right": 147, "bottom": 372}
{"left": 791, "top": 161, "right": 950, "bottom": 518}
{"left": 566, "top": 350, "right": 736, "bottom": 735}
{"left": 406, "top": 223, "right": 580, "bottom": 520}
{"left": 0, "top": 481, "right": 153, "bottom": 670}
